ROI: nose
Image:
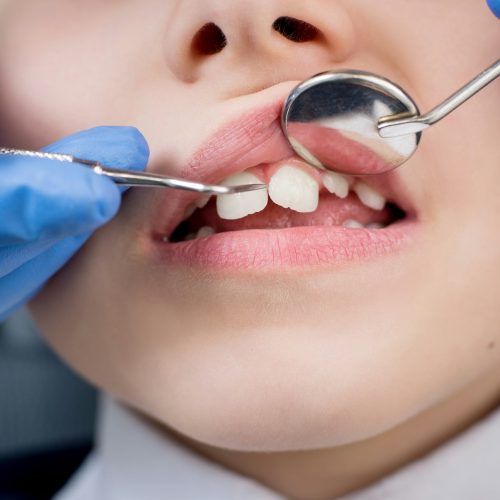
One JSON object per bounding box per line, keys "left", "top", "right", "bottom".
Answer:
{"left": 165, "top": 0, "right": 356, "bottom": 90}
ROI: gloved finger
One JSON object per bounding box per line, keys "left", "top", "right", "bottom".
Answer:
{"left": 42, "top": 126, "right": 149, "bottom": 171}
{"left": 0, "top": 238, "right": 59, "bottom": 279}
{"left": 0, "top": 127, "right": 149, "bottom": 246}
{"left": 42, "top": 126, "right": 150, "bottom": 194}
{"left": 487, "top": 0, "right": 500, "bottom": 17}
{"left": 0, "top": 232, "right": 89, "bottom": 320}
{"left": 0, "top": 156, "right": 120, "bottom": 245}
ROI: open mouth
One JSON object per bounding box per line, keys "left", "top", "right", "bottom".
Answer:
{"left": 150, "top": 157, "right": 415, "bottom": 270}
{"left": 168, "top": 160, "right": 407, "bottom": 243}
{"left": 148, "top": 88, "right": 418, "bottom": 269}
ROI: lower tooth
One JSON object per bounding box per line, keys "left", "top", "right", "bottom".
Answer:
{"left": 196, "top": 195, "right": 211, "bottom": 209}
{"left": 184, "top": 233, "right": 196, "bottom": 241}
{"left": 196, "top": 226, "right": 216, "bottom": 239}
{"left": 342, "top": 219, "right": 364, "bottom": 228}
{"left": 183, "top": 204, "right": 197, "bottom": 220}
{"left": 366, "top": 223, "right": 384, "bottom": 229}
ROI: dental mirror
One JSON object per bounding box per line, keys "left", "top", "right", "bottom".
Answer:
{"left": 283, "top": 60, "right": 500, "bottom": 175}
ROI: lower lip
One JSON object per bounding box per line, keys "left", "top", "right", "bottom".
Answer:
{"left": 149, "top": 219, "right": 417, "bottom": 271}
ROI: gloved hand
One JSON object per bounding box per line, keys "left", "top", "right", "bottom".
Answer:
{"left": 0, "top": 126, "right": 149, "bottom": 321}
{"left": 487, "top": 0, "right": 500, "bottom": 17}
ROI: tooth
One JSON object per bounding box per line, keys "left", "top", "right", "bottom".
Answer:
{"left": 183, "top": 204, "right": 196, "bottom": 220}
{"left": 196, "top": 226, "right": 216, "bottom": 239}
{"left": 269, "top": 165, "right": 319, "bottom": 213}
{"left": 216, "top": 172, "right": 268, "bottom": 220}
{"left": 366, "top": 223, "right": 384, "bottom": 229}
{"left": 195, "top": 195, "right": 210, "bottom": 209}
{"left": 162, "top": 235, "right": 170, "bottom": 243}
{"left": 353, "top": 182, "right": 386, "bottom": 211}
{"left": 323, "top": 172, "right": 349, "bottom": 199}
{"left": 184, "top": 233, "right": 196, "bottom": 241}
{"left": 342, "top": 219, "right": 364, "bottom": 228}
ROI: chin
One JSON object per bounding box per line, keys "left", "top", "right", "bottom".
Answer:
{"left": 89, "top": 312, "right": 428, "bottom": 453}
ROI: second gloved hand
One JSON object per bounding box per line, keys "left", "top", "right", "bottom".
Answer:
{"left": 487, "top": 0, "right": 500, "bottom": 17}
{"left": 0, "top": 126, "right": 149, "bottom": 321}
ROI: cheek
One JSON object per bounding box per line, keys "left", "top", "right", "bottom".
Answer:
{"left": 0, "top": 0, "right": 163, "bottom": 147}
{"left": 0, "top": 3, "right": 92, "bottom": 145}
{"left": 31, "top": 205, "right": 500, "bottom": 453}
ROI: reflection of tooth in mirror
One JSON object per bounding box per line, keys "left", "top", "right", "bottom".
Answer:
{"left": 315, "top": 113, "right": 376, "bottom": 136}
{"left": 372, "top": 100, "right": 393, "bottom": 120}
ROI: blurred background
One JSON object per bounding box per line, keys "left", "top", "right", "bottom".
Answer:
{"left": 0, "top": 309, "right": 97, "bottom": 499}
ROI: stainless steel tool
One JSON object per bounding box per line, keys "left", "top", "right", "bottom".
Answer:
{"left": 0, "top": 148, "right": 266, "bottom": 195}
{"left": 282, "top": 59, "right": 500, "bottom": 175}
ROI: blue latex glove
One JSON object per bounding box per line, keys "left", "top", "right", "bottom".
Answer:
{"left": 0, "top": 126, "right": 149, "bottom": 321}
{"left": 487, "top": 0, "right": 500, "bottom": 17}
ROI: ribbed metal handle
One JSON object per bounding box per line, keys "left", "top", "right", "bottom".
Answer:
{"left": 0, "top": 148, "right": 266, "bottom": 195}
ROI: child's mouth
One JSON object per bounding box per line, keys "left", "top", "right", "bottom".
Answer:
{"left": 169, "top": 160, "right": 405, "bottom": 243}
{"left": 147, "top": 91, "right": 418, "bottom": 270}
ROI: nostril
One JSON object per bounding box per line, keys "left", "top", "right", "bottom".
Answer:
{"left": 191, "top": 22, "right": 227, "bottom": 56}
{"left": 272, "top": 16, "right": 320, "bottom": 43}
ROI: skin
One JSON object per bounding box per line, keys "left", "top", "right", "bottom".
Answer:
{"left": 1, "top": 1, "right": 499, "bottom": 498}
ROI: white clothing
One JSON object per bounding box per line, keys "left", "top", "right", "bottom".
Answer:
{"left": 56, "top": 397, "right": 500, "bottom": 499}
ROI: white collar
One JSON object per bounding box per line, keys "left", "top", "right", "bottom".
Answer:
{"left": 58, "top": 396, "right": 282, "bottom": 500}
{"left": 58, "top": 396, "right": 500, "bottom": 500}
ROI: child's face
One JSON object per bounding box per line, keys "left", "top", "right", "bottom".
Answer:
{"left": 2, "top": 0, "right": 499, "bottom": 451}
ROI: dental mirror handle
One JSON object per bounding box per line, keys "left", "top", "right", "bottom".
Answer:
{"left": 0, "top": 148, "right": 266, "bottom": 195}
{"left": 378, "top": 59, "right": 500, "bottom": 138}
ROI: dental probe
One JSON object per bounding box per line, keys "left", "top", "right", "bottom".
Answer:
{"left": 378, "top": 59, "right": 500, "bottom": 138}
{"left": 0, "top": 148, "right": 266, "bottom": 195}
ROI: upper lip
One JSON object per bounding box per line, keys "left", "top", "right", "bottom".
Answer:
{"left": 149, "top": 83, "right": 417, "bottom": 239}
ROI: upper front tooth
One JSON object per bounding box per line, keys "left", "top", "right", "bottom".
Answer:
{"left": 183, "top": 203, "right": 197, "bottom": 221}
{"left": 216, "top": 172, "right": 268, "bottom": 220}
{"left": 353, "top": 182, "right": 386, "bottom": 211}
{"left": 323, "top": 172, "right": 349, "bottom": 199}
{"left": 269, "top": 165, "right": 319, "bottom": 213}
{"left": 195, "top": 195, "right": 210, "bottom": 209}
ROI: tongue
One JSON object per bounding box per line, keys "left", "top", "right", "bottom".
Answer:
{"left": 188, "top": 193, "right": 393, "bottom": 233}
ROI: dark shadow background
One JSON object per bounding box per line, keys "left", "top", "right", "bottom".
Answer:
{"left": 0, "top": 310, "right": 97, "bottom": 499}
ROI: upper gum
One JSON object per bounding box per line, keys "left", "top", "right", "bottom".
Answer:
{"left": 246, "top": 158, "right": 324, "bottom": 185}
{"left": 236, "top": 159, "right": 358, "bottom": 194}
{"left": 216, "top": 159, "right": 389, "bottom": 203}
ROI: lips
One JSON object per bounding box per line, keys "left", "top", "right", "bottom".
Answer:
{"left": 146, "top": 85, "right": 418, "bottom": 270}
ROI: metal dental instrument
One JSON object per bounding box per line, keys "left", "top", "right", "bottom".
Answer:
{"left": 282, "top": 59, "right": 500, "bottom": 175}
{"left": 0, "top": 148, "right": 266, "bottom": 195}
{"left": 379, "top": 60, "right": 500, "bottom": 138}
